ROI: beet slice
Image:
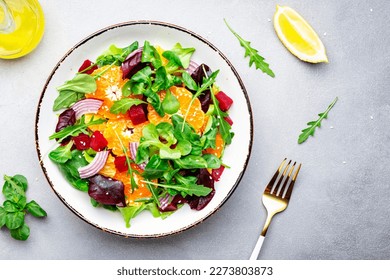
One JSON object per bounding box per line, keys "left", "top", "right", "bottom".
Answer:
{"left": 90, "top": 131, "right": 108, "bottom": 151}
{"left": 88, "top": 174, "right": 125, "bottom": 206}
{"left": 215, "top": 91, "right": 233, "bottom": 112}
{"left": 78, "top": 59, "right": 98, "bottom": 74}
{"left": 114, "top": 156, "right": 128, "bottom": 173}
{"left": 128, "top": 104, "right": 147, "bottom": 125}
{"left": 73, "top": 133, "right": 90, "bottom": 150}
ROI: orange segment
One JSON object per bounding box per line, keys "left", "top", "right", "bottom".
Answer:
{"left": 147, "top": 86, "right": 205, "bottom": 132}
{"left": 98, "top": 154, "right": 116, "bottom": 177}
{"left": 86, "top": 65, "right": 128, "bottom": 119}
{"left": 103, "top": 119, "right": 149, "bottom": 156}
{"left": 204, "top": 133, "right": 224, "bottom": 158}
{"left": 114, "top": 169, "right": 152, "bottom": 206}
{"left": 171, "top": 86, "right": 205, "bottom": 132}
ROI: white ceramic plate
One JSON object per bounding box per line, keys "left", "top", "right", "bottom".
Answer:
{"left": 35, "top": 21, "right": 253, "bottom": 238}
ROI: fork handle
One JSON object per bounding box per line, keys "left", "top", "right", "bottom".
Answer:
{"left": 249, "top": 235, "right": 265, "bottom": 260}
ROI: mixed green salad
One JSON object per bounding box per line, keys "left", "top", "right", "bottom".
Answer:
{"left": 48, "top": 40, "right": 234, "bottom": 227}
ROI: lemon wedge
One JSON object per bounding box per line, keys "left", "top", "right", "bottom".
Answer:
{"left": 274, "top": 5, "right": 328, "bottom": 63}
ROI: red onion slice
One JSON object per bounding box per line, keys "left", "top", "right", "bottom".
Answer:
{"left": 71, "top": 98, "right": 103, "bottom": 119}
{"left": 129, "top": 142, "right": 146, "bottom": 170}
{"left": 186, "top": 60, "right": 199, "bottom": 75}
{"left": 78, "top": 150, "right": 109, "bottom": 179}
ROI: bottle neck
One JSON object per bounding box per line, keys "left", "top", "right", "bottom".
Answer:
{"left": 0, "top": 0, "right": 15, "bottom": 34}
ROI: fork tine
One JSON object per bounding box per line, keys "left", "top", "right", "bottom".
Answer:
{"left": 264, "top": 158, "right": 287, "bottom": 194}
{"left": 283, "top": 163, "right": 302, "bottom": 200}
{"left": 277, "top": 161, "right": 296, "bottom": 197}
{"left": 271, "top": 159, "right": 291, "bottom": 195}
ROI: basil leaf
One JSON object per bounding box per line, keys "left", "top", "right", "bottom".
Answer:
{"left": 12, "top": 175, "right": 28, "bottom": 192}
{"left": 5, "top": 211, "right": 25, "bottom": 229}
{"left": 48, "top": 141, "right": 73, "bottom": 164}
{"left": 110, "top": 98, "right": 146, "bottom": 114}
{"left": 3, "top": 175, "right": 26, "bottom": 202}
{"left": 0, "top": 207, "right": 6, "bottom": 228}
{"left": 10, "top": 223, "right": 30, "bottom": 241}
{"left": 53, "top": 90, "right": 84, "bottom": 111}
{"left": 26, "top": 200, "right": 47, "bottom": 217}
{"left": 3, "top": 200, "right": 21, "bottom": 213}
{"left": 57, "top": 73, "right": 97, "bottom": 93}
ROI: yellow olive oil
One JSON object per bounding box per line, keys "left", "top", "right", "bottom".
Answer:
{"left": 0, "top": 0, "right": 44, "bottom": 59}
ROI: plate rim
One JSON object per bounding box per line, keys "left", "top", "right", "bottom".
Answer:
{"left": 35, "top": 20, "right": 254, "bottom": 238}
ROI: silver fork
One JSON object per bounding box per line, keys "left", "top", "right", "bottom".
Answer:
{"left": 249, "top": 158, "right": 302, "bottom": 260}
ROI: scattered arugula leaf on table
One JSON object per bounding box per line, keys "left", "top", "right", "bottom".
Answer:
{"left": 298, "top": 97, "right": 338, "bottom": 144}
{"left": 0, "top": 175, "right": 47, "bottom": 241}
{"left": 224, "top": 19, "right": 275, "bottom": 78}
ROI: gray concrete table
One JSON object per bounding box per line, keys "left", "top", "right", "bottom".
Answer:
{"left": 1, "top": 0, "right": 389, "bottom": 260}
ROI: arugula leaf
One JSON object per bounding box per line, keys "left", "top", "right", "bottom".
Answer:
{"left": 113, "top": 130, "right": 138, "bottom": 192}
{"left": 209, "top": 88, "right": 233, "bottom": 145}
{"left": 110, "top": 98, "right": 146, "bottom": 114}
{"left": 49, "top": 116, "right": 106, "bottom": 142}
{"left": 298, "top": 97, "right": 338, "bottom": 144}
{"left": 144, "top": 180, "right": 212, "bottom": 197}
{"left": 224, "top": 19, "right": 275, "bottom": 78}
